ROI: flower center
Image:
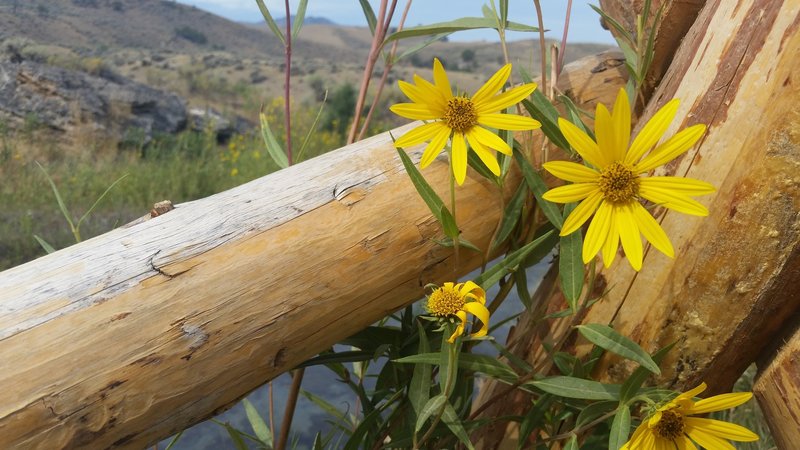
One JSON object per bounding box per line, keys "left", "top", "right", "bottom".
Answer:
{"left": 598, "top": 162, "right": 640, "bottom": 204}
{"left": 426, "top": 285, "right": 465, "bottom": 317}
{"left": 653, "top": 410, "right": 685, "bottom": 440}
{"left": 444, "top": 97, "right": 478, "bottom": 133}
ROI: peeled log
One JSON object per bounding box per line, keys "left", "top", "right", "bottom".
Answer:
{"left": 0, "top": 52, "right": 625, "bottom": 449}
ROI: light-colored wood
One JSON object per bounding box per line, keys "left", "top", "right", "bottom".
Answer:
{"left": 754, "top": 320, "right": 800, "bottom": 449}
{"left": 0, "top": 122, "right": 511, "bottom": 448}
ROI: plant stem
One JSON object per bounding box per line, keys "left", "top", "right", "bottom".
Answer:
{"left": 557, "top": 0, "right": 573, "bottom": 75}
{"left": 275, "top": 368, "right": 304, "bottom": 450}
{"left": 414, "top": 342, "right": 458, "bottom": 450}
{"left": 356, "top": 0, "right": 412, "bottom": 142}
{"left": 532, "top": 0, "right": 547, "bottom": 96}
{"left": 283, "top": 0, "right": 292, "bottom": 165}
{"left": 268, "top": 381, "right": 275, "bottom": 441}
{"left": 450, "top": 162, "right": 460, "bottom": 272}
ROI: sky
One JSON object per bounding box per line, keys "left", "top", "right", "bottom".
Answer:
{"left": 176, "top": 0, "right": 617, "bottom": 44}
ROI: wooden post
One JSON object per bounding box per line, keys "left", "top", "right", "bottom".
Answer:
{"left": 0, "top": 51, "right": 624, "bottom": 449}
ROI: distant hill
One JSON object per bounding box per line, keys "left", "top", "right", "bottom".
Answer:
{"left": 273, "top": 15, "right": 336, "bottom": 26}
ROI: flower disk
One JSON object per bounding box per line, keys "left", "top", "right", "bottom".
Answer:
{"left": 426, "top": 284, "right": 465, "bottom": 317}
{"left": 425, "top": 282, "right": 491, "bottom": 343}
{"left": 599, "top": 162, "right": 640, "bottom": 204}
{"left": 391, "top": 58, "right": 541, "bottom": 185}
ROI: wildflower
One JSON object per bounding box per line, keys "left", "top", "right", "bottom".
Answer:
{"left": 542, "top": 89, "right": 715, "bottom": 271}
{"left": 622, "top": 382, "right": 759, "bottom": 449}
{"left": 391, "top": 58, "right": 541, "bottom": 185}
{"left": 426, "top": 281, "right": 490, "bottom": 343}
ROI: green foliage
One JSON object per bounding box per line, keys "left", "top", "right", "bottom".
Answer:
{"left": 174, "top": 26, "right": 208, "bottom": 45}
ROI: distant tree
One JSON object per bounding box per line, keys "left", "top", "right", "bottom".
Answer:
{"left": 461, "top": 49, "right": 475, "bottom": 63}
{"left": 323, "top": 83, "right": 356, "bottom": 135}
{"left": 309, "top": 77, "right": 326, "bottom": 102}
{"left": 175, "top": 26, "right": 208, "bottom": 45}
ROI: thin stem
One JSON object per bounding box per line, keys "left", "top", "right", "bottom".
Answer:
{"left": 356, "top": 0, "right": 412, "bottom": 142}
{"left": 450, "top": 163, "right": 460, "bottom": 272}
{"left": 557, "top": 0, "right": 573, "bottom": 75}
{"left": 283, "top": 0, "right": 292, "bottom": 165}
{"left": 532, "top": 0, "right": 547, "bottom": 96}
{"left": 275, "top": 368, "right": 305, "bottom": 450}
{"left": 268, "top": 381, "right": 275, "bottom": 441}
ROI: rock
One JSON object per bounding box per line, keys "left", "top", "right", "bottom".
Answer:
{"left": 188, "top": 107, "right": 253, "bottom": 143}
{"left": 0, "top": 54, "right": 187, "bottom": 143}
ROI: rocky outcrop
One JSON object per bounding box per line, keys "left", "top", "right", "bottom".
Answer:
{"left": 0, "top": 54, "right": 187, "bottom": 143}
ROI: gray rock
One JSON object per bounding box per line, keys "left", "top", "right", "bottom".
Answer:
{"left": 0, "top": 54, "right": 187, "bottom": 143}
{"left": 188, "top": 107, "right": 253, "bottom": 143}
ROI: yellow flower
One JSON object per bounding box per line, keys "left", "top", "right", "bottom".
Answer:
{"left": 622, "top": 382, "right": 759, "bottom": 449}
{"left": 542, "top": 89, "right": 715, "bottom": 271}
{"left": 426, "top": 281, "right": 490, "bottom": 343}
{"left": 391, "top": 58, "right": 541, "bottom": 185}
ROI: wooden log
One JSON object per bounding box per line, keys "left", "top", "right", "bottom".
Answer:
{"left": 754, "top": 318, "right": 800, "bottom": 449}
{"left": 0, "top": 124, "right": 512, "bottom": 448}
{"left": 0, "top": 51, "right": 623, "bottom": 448}
{"left": 474, "top": 1, "right": 800, "bottom": 447}
{"left": 598, "top": 0, "right": 706, "bottom": 102}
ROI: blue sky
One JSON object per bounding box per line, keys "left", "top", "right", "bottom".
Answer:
{"left": 176, "top": 0, "right": 617, "bottom": 44}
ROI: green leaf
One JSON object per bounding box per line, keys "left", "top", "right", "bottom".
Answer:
{"left": 499, "top": 0, "right": 509, "bottom": 26}
{"left": 559, "top": 94, "right": 594, "bottom": 140}
{"left": 77, "top": 173, "right": 128, "bottom": 229}
{"left": 396, "top": 148, "right": 445, "bottom": 221}
{"left": 242, "top": 399, "right": 272, "bottom": 446}
{"left": 255, "top": 0, "right": 285, "bottom": 45}
{"left": 442, "top": 402, "right": 475, "bottom": 450}
{"left": 396, "top": 353, "right": 517, "bottom": 383}
{"left": 36, "top": 161, "right": 75, "bottom": 230}
{"left": 515, "top": 267, "right": 532, "bottom": 309}
{"left": 434, "top": 236, "right": 482, "bottom": 253}
{"left": 216, "top": 421, "right": 250, "bottom": 450}
{"left": 301, "top": 389, "right": 351, "bottom": 427}
{"left": 164, "top": 431, "right": 184, "bottom": 450}
{"left": 384, "top": 17, "right": 537, "bottom": 44}
{"left": 291, "top": 0, "right": 308, "bottom": 39}
{"left": 33, "top": 235, "right": 56, "bottom": 254}
{"left": 395, "top": 33, "right": 452, "bottom": 62}
{"left": 312, "top": 432, "right": 324, "bottom": 450}
{"left": 492, "top": 182, "right": 527, "bottom": 249}
{"left": 559, "top": 203, "right": 584, "bottom": 310}
{"left": 416, "top": 394, "right": 447, "bottom": 432}
{"left": 409, "top": 321, "right": 432, "bottom": 417}
{"left": 576, "top": 324, "right": 660, "bottom": 374}
{"left": 467, "top": 148, "right": 500, "bottom": 183}
{"left": 297, "top": 350, "right": 372, "bottom": 368}
{"left": 575, "top": 400, "right": 617, "bottom": 428}
{"left": 259, "top": 112, "right": 288, "bottom": 169}
{"left": 512, "top": 146, "right": 563, "bottom": 229}
{"left": 473, "top": 229, "right": 555, "bottom": 290}
{"left": 295, "top": 90, "right": 327, "bottom": 163}
{"left": 564, "top": 434, "right": 579, "bottom": 450}
{"left": 521, "top": 94, "right": 570, "bottom": 152}
{"left": 517, "top": 394, "right": 553, "bottom": 450}
{"left": 590, "top": 5, "right": 633, "bottom": 45}
{"left": 553, "top": 352, "right": 579, "bottom": 376}
{"left": 440, "top": 204, "right": 459, "bottom": 239}
{"left": 357, "top": 0, "right": 377, "bottom": 35}
{"left": 529, "top": 376, "right": 621, "bottom": 400}
{"left": 609, "top": 405, "right": 631, "bottom": 450}
{"left": 620, "top": 343, "right": 675, "bottom": 402}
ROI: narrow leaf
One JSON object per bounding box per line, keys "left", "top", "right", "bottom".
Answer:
{"left": 529, "top": 376, "right": 621, "bottom": 401}
{"left": 77, "top": 173, "right": 129, "bottom": 228}
{"left": 33, "top": 235, "right": 56, "bottom": 254}
{"left": 521, "top": 95, "right": 570, "bottom": 151}
{"left": 416, "top": 395, "right": 446, "bottom": 432}
{"left": 559, "top": 203, "right": 584, "bottom": 310}
{"left": 384, "top": 17, "right": 537, "bottom": 43}
{"left": 396, "top": 148, "right": 446, "bottom": 223}
{"left": 36, "top": 161, "right": 75, "bottom": 230}
{"left": 358, "top": 0, "right": 378, "bottom": 35}
{"left": 242, "top": 399, "right": 272, "bottom": 446}
{"left": 559, "top": 94, "right": 594, "bottom": 139}
{"left": 440, "top": 205, "right": 459, "bottom": 239}
{"left": 609, "top": 405, "right": 631, "bottom": 450}
{"left": 564, "top": 434, "right": 579, "bottom": 450}
{"left": 291, "top": 0, "right": 308, "bottom": 39}
{"left": 577, "top": 324, "right": 660, "bottom": 374}
{"left": 620, "top": 343, "right": 675, "bottom": 402}
{"left": 473, "top": 230, "right": 555, "bottom": 290}
{"left": 576, "top": 400, "right": 618, "bottom": 428}
{"left": 492, "top": 182, "right": 527, "bottom": 249}
{"left": 396, "top": 353, "right": 517, "bottom": 384}
{"left": 409, "top": 321, "right": 432, "bottom": 416}
{"left": 442, "top": 402, "right": 475, "bottom": 450}
{"left": 164, "top": 431, "right": 184, "bottom": 450}
{"left": 255, "top": 0, "right": 286, "bottom": 45}
{"left": 512, "top": 147, "right": 563, "bottom": 229}
{"left": 295, "top": 88, "right": 327, "bottom": 163}
{"left": 260, "top": 112, "right": 288, "bottom": 169}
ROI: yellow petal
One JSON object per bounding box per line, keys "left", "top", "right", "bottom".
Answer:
{"left": 459, "top": 281, "right": 486, "bottom": 302}
{"left": 636, "top": 124, "right": 706, "bottom": 172}
{"left": 612, "top": 88, "right": 631, "bottom": 162}
{"left": 632, "top": 202, "right": 674, "bottom": 258}
{"left": 470, "top": 126, "right": 512, "bottom": 155}
{"left": 561, "top": 190, "right": 604, "bottom": 235}
{"left": 463, "top": 301, "right": 490, "bottom": 338}
{"left": 620, "top": 421, "right": 649, "bottom": 450}
{"left": 673, "top": 383, "right": 708, "bottom": 404}
{"left": 478, "top": 113, "right": 541, "bottom": 130}
{"left": 394, "top": 122, "right": 446, "bottom": 148}
{"left": 684, "top": 418, "right": 759, "bottom": 442}
{"left": 390, "top": 103, "right": 440, "bottom": 120}
{"left": 465, "top": 131, "right": 501, "bottom": 175}
{"left": 640, "top": 176, "right": 716, "bottom": 196}
{"left": 542, "top": 183, "right": 599, "bottom": 204}
{"left": 594, "top": 103, "right": 617, "bottom": 161}
{"left": 640, "top": 185, "right": 710, "bottom": 216}
{"left": 625, "top": 98, "right": 680, "bottom": 165}
{"left": 617, "top": 203, "right": 643, "bottom": 271}
{"left": 433, "top": 57, "right": 452, "bottom": 99}
{"left": 448, "top": 310, "right": 467, "bottom": 343}
{"left": 472, "top": 64, "right": 511, "bottom": 106}
{"left": 676, "top": 435, "right": 698, "bottom": 450}
{"left": 543, "top": 161, "right": 600, "bottom": 183}
{"left": 419, "top": 125, "right": 452, "bottom": 168}
{"left": 559, "top": 117, "right": 609, "bottom": 169}
{"left": 413, "top": 74, "right": 449, "bottom": 113}
{"left": 399, "top": 80, "right": 430, "bottom": 106}
{"left": 452, "top": 132, "right": 468, "bottom": 185}
{"left": 583, "top": 201, "right": 613, "bottom": 264}
{"left": 685, "top": 426, "right": 737, "bottom": 450}
{"left": 601, "top": 209, "right": 619, "bottom": 267}
{"left": 687, "top": 392, "right": 753, "bottom": 415}
{"left": 474, "top": 83, "right": 537, "bottom": 113}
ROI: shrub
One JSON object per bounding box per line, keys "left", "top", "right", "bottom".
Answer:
{"left": 174, "top": 26, "right": 208, "bottom": 45}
